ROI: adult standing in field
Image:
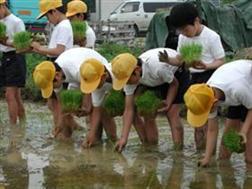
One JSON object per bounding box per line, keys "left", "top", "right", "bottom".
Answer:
{"left": 0, "top": 0, "right": 26, "bottom": 125}
{"left": 161, "top": 2, "right": 225, "bottom": 150}
{"left": 112, "top": 48, "right": 190, "bottom": 152}
{"left": 66, "top": 0, "right": 96, "bottom": 49}
{"left": 31, "top": 0, "right": 73, "bottom": 128}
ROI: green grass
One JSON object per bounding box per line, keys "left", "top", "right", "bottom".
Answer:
{"left": 103, "top": 90, "right": 125, "bottom": 117}
{"left": 59, "top": 90, "right": 83, "bottom": 113}
{"left": 223, "top": 129, "right": 245, "bottom": 153}
{"left": 135, "top": 91, "right": 162, "bottom": 117}
{"left": 13, "top": 31, "right": 32, "bottom": 52}
{"left": 179, "top": 43, "right": 203, "bottom": 65}
{"left": 71, "top": 20, "right": 87, "bottom": 43}
{"left": 0, "top": 22, "right": 6, "bottom": 39}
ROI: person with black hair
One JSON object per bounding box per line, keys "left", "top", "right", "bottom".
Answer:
{"left": 66, "top": 0, "right": 96, "bottom": 49}
{"left": 0, "top": 0, "right": 27, "bottom": 125}
{"left": 160, "top": 2, "right": 225, "bottom": 151}
{"left": 111, "top": 48, "right": 190, "bottom": 152}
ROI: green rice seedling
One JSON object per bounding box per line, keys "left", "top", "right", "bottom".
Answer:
{"left": 59, "top": 90, "right": 83, "bottom": 113}
{"left": 13, "top": 31, "right": 32, "bottom": 52}
{"left": 179, "top": 43, "right": 203, "bottom": 66}
{"left": 223, "top": 129, "right": 245, "bottom": 153}
{"left": 135, "top": 91, "right": 162, "bottom": 117}
{"left": 0, "top": 22, "right": 6, "bottom": 39}
{"left": 71, "top": 20, "right": 87, "bottom": 44}
{"left": 103, "top": 90, "right": 125, "bottom": 117}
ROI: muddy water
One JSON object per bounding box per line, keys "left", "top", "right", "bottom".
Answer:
{"left": 0, "top": 101, "right": 252, "bottom": 189}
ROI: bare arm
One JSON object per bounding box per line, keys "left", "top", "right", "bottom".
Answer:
{"left": 31, "top": 42, "right": 66, "bottom": 57}
{"left": 199, "top": 117, "right": 219, "bottom": 167}
{"left": 239, "top": 109, "right": 252, "bottom": 142}
{"left": 115, "top": 94, "right": 135, "bottom": 152}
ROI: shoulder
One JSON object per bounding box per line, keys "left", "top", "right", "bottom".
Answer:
{"left": 202, "top": 26, "right": 220, "bottom": 39}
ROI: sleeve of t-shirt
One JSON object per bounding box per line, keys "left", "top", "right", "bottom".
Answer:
{"left": 15, "top": 20, "right": 25, "bottom": 33}
{"left": 176, "top": 35, "right": 183, "bottom": 55}
{"left": 86, "top": 28, "right": 96, "bottom": 48}
{"left": 55, "top": 25, "right": 72, "bottom": 46}
{"left": 236, "top": 86, "right": 252, "bottom": 109}
{"left": 209, "top": 34, "right": 225, "bottom": 59}
{"left": 91, "top": 83, "right": 111, "bottom": 107}
{"left": 158, "top": 66, "right": 174, "bottom": 83}
{"left": 123, "top": 84, "right": 137, "bottom": 96}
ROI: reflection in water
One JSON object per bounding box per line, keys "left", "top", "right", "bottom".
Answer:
{"left": 0, "top": 102, "right": 252, "bottom": 188}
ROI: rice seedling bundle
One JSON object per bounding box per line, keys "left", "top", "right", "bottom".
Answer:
{"left": 103, "top": 90, "right": 125, "bottom": 117}
{"left": 59, "top": 90, "right": 83, "bottom": 113}
{"left": 0, "top": 22, "right": 6, "bottom": 39}
{"left": 135, "top": 91, "right": 162, "bottom": 117}
{"left": 179, "top": 43, "right": 203, "bottom": 66}
{"left": 71, "top": 20, "right": 87, "bottom": 44}
{"left": 223, "top": 129, "right": 245, "bottom": 153}
{"left": 13, "top": 31, "right": 32, "bottom": 52}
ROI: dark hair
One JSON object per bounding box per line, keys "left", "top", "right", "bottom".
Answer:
{"left": 54, "top": 63, "right": 62, "bottom": 72}
{"left": 169, "top": 2, "right": 199, "bottom": 28}
{"left": 137, "top": 58, "right": 142, "bottom": 67}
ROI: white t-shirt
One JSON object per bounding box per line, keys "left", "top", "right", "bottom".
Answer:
{"left": 0, "top": 14, "right": 25, "bottom": 52}
{"left": 55, "top": 47, "right": 108, "bottom": 88}
{"left": 124, "top": 48, "right": 178, "bottom": 95}
{"left": 207, "top": 60, "right": 252, "bottom": 109}
{"left": 85, "top": 22, "right": 96, "bottom": 49}
{"left": 91, "top": 63, "right": 114, "bottom": 107}
{"left": 48, "top": 19, "right": 73, "bottom": 54}
{"left": 177, "top": 25, "right": 225, "bottom": 73}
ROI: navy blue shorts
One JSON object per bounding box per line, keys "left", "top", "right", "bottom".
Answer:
{"left": 226, "top": 105, "right": 248, "bottom": 122}
{"left": 0, "top": 51, "right": 26, "bottom": 88}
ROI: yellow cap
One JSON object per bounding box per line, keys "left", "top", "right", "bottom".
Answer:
{"left": 33, "top": 61, "right": 56, "bottom": 98}
{"left": 37, "top": 0, "right": 63, "bottom": 19}
{"left": 111, "top": 53, "right": 137, "bottom": 90}
{"left": 80, "top": 58, "right": 105, "bottom": 94}
{"left": 184, "top": 84, "right": 215, "bottom": 127}
{"left": 66, "top": 0, "right": 87, "bottom": 17}
{"left": 0, "top": 0, "right": 6, "bottom": 4}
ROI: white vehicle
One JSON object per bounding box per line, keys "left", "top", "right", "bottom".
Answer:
{"left": 109, "top": 0, "right": 185, "bottom": 34}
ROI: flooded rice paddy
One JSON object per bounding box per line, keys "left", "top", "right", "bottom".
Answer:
{"left": 0, "top": 101, "right": 252, "bottom": 189}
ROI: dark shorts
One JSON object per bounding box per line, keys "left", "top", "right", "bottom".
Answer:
{"left": 190, "top": 70, "right": 216, "bottom": 85}
{"left": 135, "top": 65, "right": 190, "bottom": 104}
{"left": 0, "top": 51, "right": 26, "bottom": 88}
{"left": 226, "top": 105, "right": 248, "bottom": 122}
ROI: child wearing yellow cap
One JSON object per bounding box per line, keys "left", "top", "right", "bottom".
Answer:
{"left": 159, "top": 2, "right": 225, "bottom": 150}
{"left": 33, "top": 47, "right": 116, "bottom": 140}
{"left": 112, "top": 48, "right": 190, "bottom": 152}
{"left": 32, "top": 0, "right": 73, "bottom": 60}
{"left": 184, "top": 60, "right": 252, "bottom": 167}
{"left": 80, "top": 58, "right": 119, "bottom": 148}
{"left": 66, "top": 0, "right": 96, "bottom": 49}
{"left": 0, "top": 0, "right": 27, "bottom": 125}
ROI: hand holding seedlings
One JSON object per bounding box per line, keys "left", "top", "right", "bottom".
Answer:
{"left": 115, "top": 138, "right": 127, "bottom": 153}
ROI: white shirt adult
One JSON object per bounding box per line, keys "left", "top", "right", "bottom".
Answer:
{"left": 207, "top": 60, "right": 252, "bottom": 108}
{"left": 124, "top": 48, "right": 178, "bottom": 96}
{"left": 48, "top": 19, "right": 73, "bottom": 55}
{"left": 55, "top": 47, "right": 108, "bottom": 89}
{"left": 177, "top": 25, "right": 225, "bottom": 73}
{"left": 85, "top": 22, "right": 96, "bottom": 49}
{"left": 0, "top": 14, "right": 25, "bottom": 52}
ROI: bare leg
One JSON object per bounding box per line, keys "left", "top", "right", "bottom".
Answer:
{"left": 101, "top": 109, "right": 117, "bottom": 141}
{"left": 219, "top": 118, "right": 241, "bottom": 160}
{"left": 194, "top": 124, "right": 208, "bottom": 151}
{"left": 245, "top": 125, "right": 252, "bottom": 164}
{"left": 133, "top": 114, "right": 147, "bottom": 143}
{"left": 167, "top": 104, "right": 184, "bottom": 150}
{"left": 15, "top": 88, "right": 26, "bottom": 123}
{"left": 5, "top": 87, "right": 19, "bottom": 125}
{"left": 144, "top": 117, "right": 158, "bottom": 145}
